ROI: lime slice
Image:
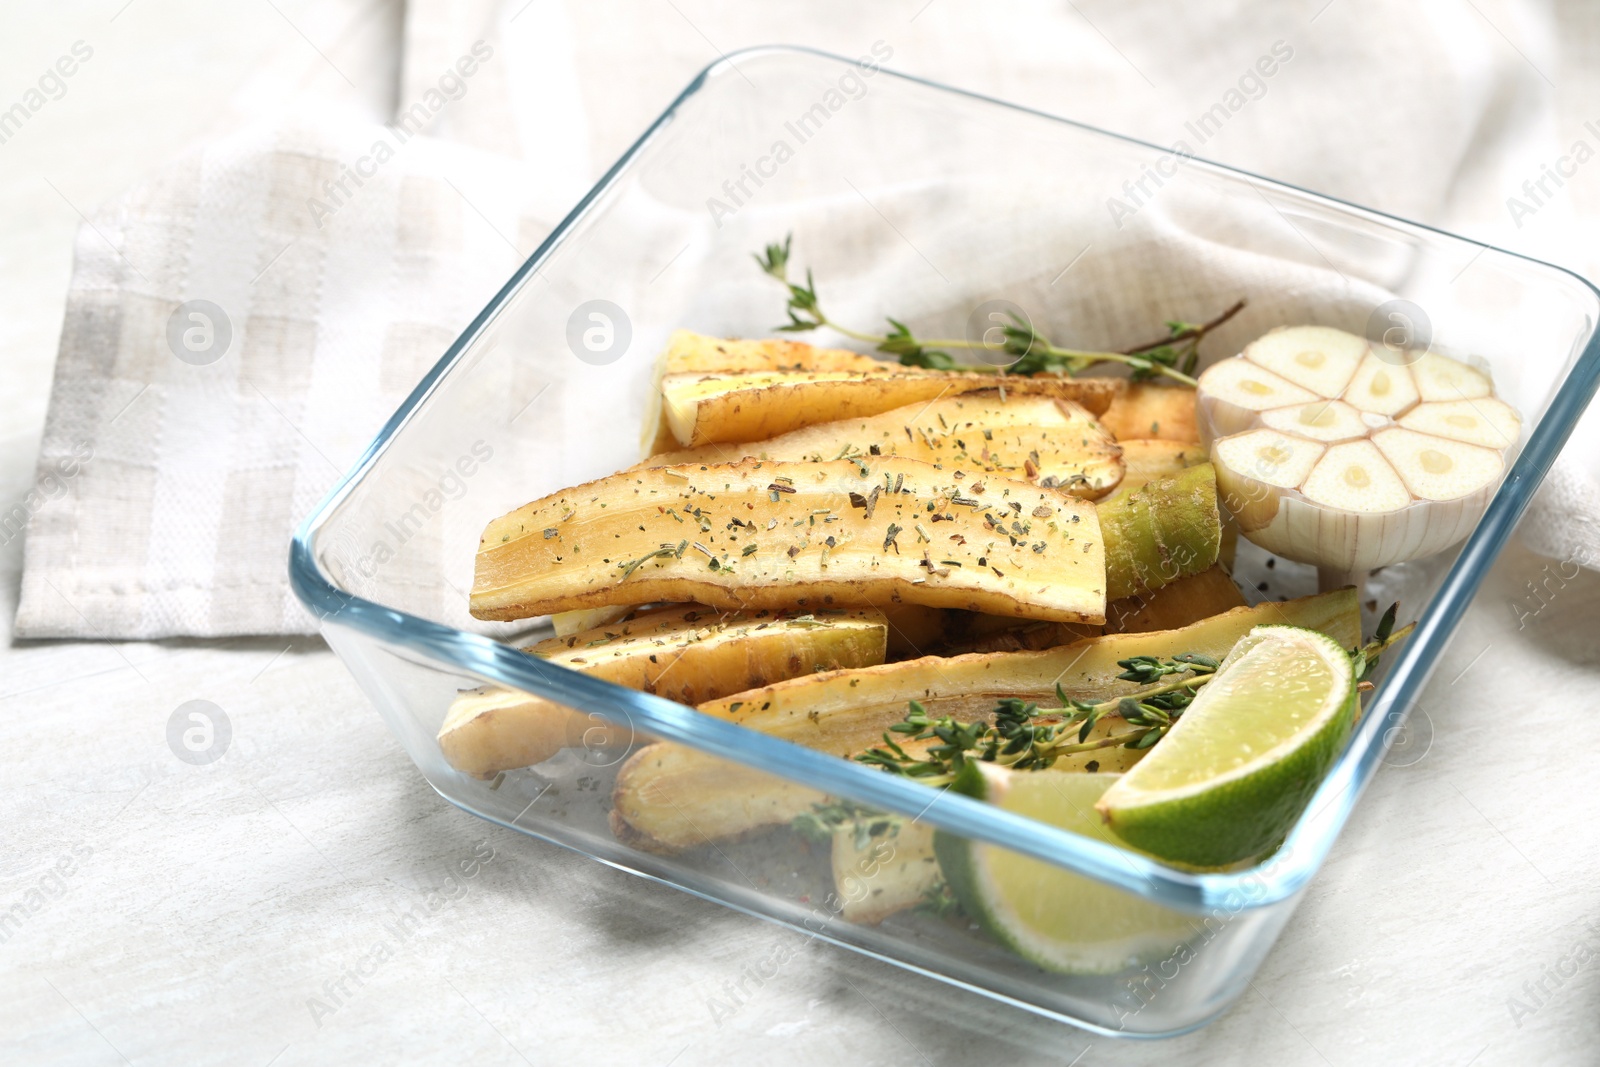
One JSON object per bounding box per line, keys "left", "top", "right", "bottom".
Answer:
{"left": 933, "top": 766, "right": 1194, "bottom": 974}
{"left": 1096, "top": 624, "right": 1357, "bottom": 867}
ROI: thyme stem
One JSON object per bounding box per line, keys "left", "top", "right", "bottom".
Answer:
{"left": 754, "top": 234, "right": 1236, "bottom": 388}
{"left": 854, "top": 612, "right": 1417, "bottom": 783}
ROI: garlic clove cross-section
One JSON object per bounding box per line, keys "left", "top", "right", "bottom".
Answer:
{"left": 1373, "top": 428, "right": 1503, "bottom": 502}
{"left": 1342, "top": 353, "right": 1420, "bottom": 417}
{"left": 1260, "top": 399, "right": 1368, "bottom": 443}
{"left": 1410, "top": 351, "right": 1493, "bottom": 402}
{"left": 1397, "top": 397, "right": 1521, "bottom": 450}
{"left": 1243, "top": 325, "right": 1366, "bottom": 399}
{"left": 1198, "top": 325, "right": 1519, "bottom": 575}
{"left": 1195, "top": 358, "right": 1318, "bottom": 440}
{"left": 1300, "top": 439, "right": 1412, "bottom": 513}
{"left": 1213, "top": 429, "right": 1324, "bottom": 536}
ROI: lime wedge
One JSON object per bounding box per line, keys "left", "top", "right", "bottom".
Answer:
{"left": 1096, "top": 624, "right": 1357, "bottom": 867}
{"left": 933, "top": 766, "right": 1194, "bottom": 974}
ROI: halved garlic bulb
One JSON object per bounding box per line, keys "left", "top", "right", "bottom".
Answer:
{"left": 1198, "top": 325, "right": 1519, "bottom": 573}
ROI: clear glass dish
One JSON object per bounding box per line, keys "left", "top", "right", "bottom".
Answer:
{"left": 289, "top": 47, "right": 1600, "bottom": 1037}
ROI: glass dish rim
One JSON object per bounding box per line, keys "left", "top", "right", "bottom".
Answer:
{"left": 289, "top": 44, "right": 1600, "bottom": 915}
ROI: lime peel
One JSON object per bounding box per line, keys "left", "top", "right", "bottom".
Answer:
{"left": 1095, "top": 624, "right": 1357, "bottom": 867}
{"left": 934, "top": 765, "right": 1194, "bottom": 975}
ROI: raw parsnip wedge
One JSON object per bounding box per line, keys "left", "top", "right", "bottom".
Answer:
{"left": 948, "top": 462, "right": 1224, "bottom": 647}
{"left": 1098, "top": 464, "right": 1223, "bottom": 601}
{"left": 550, "top": 605, "right": 632, "bottom": 638}
{"left": 470, "top": 457, "right": 1107, "bottom": 624}
{"left": 643, "top": 331, "right": 890, "bottom": 455}
{"left": 1098, "top": 383, "right": 1198, "bottom": 443}
{"left": 660, "top": 331, "right": 889, "bottom": 376}
{"left": 879, "top": 603, "right": 949, "bottom": 659}
{"left": 1200, "top": 326, "right": 1519, "bottom": 573}
{"left": 1116, "top": 439, "right": 1207, "bottom": 494}
{"left": 610, "top": 697, "right": 1143, "bottom": 853}
{"left": 641, "top": 394, "right": 1125, "bottom": 499}
{"left": 955, "top": 565, "right": 1246, "bottom": 652}
{"left": 660, "top": 370, "right": 1120, "bottom": 447}
{"left": 607, "top": 589, "right": 1360, "bottom": 851}
{"left": 1103, "top": 565, "right": 1245, "bottom": 634}
{"left": 831, "top": 821, "right": 939, "bottom": 925}
{"left": 438, "top": 606, "right": 888, "bottom": 778}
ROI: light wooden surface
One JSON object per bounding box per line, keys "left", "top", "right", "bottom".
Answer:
{"left": 3, "top": 4, "right": 1600, "bottom": 1065}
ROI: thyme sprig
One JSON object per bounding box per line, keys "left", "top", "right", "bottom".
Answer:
{"left": 792, "top": 798, "right": 902, "bottom": 848}
{"left": 854, "top": 610, "right": 1415, "bottom": 787}
{"left": 754, "top": 235, "right": 1245, "bottom": 387}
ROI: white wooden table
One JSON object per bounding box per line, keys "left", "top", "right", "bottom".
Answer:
{"left": 3, "top": 4, "right": 1598, "bottom": 1064}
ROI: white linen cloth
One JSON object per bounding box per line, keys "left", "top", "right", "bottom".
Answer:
{"left": 13, "top": 0, "right": 1600, "bottom": 638}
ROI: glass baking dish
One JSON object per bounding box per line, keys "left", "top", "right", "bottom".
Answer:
{"left": 289, "top": 47, "right": 1600, "bottom": 1037}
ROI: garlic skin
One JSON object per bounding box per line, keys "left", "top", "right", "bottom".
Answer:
{"left": 1199, "top": 326, "right": 1519, "bottom": 573}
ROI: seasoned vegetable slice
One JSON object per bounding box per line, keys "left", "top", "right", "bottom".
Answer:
{"left": 471, "top": 458, "right": 1107, "bottom": 624}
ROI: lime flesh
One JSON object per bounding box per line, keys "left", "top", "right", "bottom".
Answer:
{"left": 934, "top": 768, "right": 1194, "bottom": 975}
{"left": 1096, "top": 624, "right": 1356, "bottom": 866}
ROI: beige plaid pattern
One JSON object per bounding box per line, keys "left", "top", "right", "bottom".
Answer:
{"left": 14, "top": 123, "right": 547, "bottom": 637}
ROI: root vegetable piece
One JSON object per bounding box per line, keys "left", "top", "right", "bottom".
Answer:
{"left": 1260, "top": 399, "right": 1368, "bottom": 443}
{"left": 470, "top": 457, "right": 1107, "bottom": 624}
{"left": 438, "top": 606, "right": 888, "bottom": 778}
{"left": 831, "top": 821, "right": 939, "bottom": 925}
{"left": 1242, "top": 325, "right": 1366, "bottom": 398}
{"left": 608, "top": 589, "right": 1360, "bottom": 851}
{"left": 1116, "top": 439, "right": 1207, "bottom": 495}
{"left": 1342, "top": 352, "right": 1419, "bottom": 417}
{"left": 641, "top": 394, "right": 1124, "bottom": 499}
{"left": 1213, "top": 429, "right": 1325, "bottom": 533}
{"left": 661, "top": 331, "right": 887, "bottom": 376}
{"left": 1410, "top": 351, "right": 1492, "bottom": 402}
{"left": 643, "top": 332, "right": 889, "bottom": 455}
{"left": 933, "top": 610, "right": 1100, "bottom": 656}
{"left": 1098, "top": 464, "right": 1224, "bottom": 601}
{"left": 1398, "top": 398, "right": 1521, "bottom": 450}
{"left": 1098, "top": 383, "right": 1199, "bottom": 443}
{"left": 1373, "top": 428, "right": 1503, "bottom": 502}
{"left": 1103, "top": 565, "right": 1246, "bottom": 634}
{"left": 877, "top": 603, "right": 949, "bottom": 659}
{"left": 551, "top": 605, "right": 632, "bottom": 637}
{"left": 660, "top": 370, "right": 1119, "bottom": 447}
{"left": 1196, "top": 359, "right": 1318, "bottom": 442}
